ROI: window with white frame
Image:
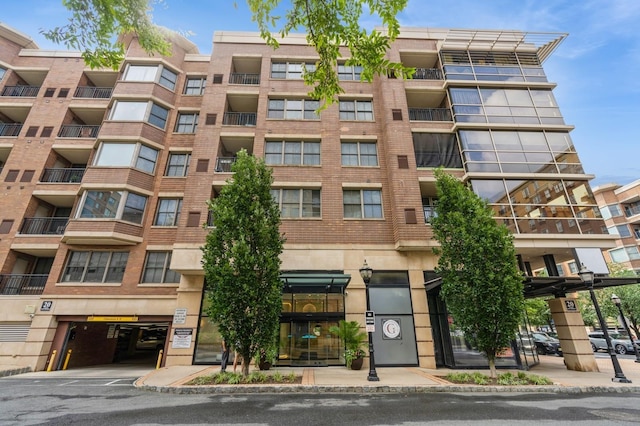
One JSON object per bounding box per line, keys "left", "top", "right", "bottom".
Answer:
{"left": 271, "top": 61, "right": 316, "bottom": 79}
{"left": 265, "top": 141, "right": 320, "bottom": 165}
{"left": 175, "top": 112, "right": 199, "bottom": 133}
{"left": 271, "top": 188, "right": 321, "bottom": 218}
{"left": 154, "top": 198, "right": 183, "bottom": 226}
{"left": 79, "top": 190, "right": 147, "bottom": 224}
{"left": 183, "top": 76, "right": 206, "bottom": 95}
{"left": 0, "top": 67, "right": 6, "bottom": 81}
{"left": 123, "top": 64, "right": 177, "bottom": 91}
{"left": 568, "top": 261, "right": 579, "bottom": 274}
{"left": 610, "top": 246, "right": 640, "bottom": 262}
{"left": 94, "top": 142, "right": 159, "bottom": 174}
{"left": 339, "top": 100, "right": 373, "bottom": 121}
{"left": 267, "top": 99, "right": 320, "bottom": 120}
{"left": 141, "top": 251, "right": 180, "bottom": 283}
{"left": 338, "top": 63, "right": 363, "bottom": 81}
{"left": 608, "top": 224, "right": 632, "bottom": 238}
{"left": 343, "top": 189, "right": 382, "bottom": 218}
{"left": 341, "top": 142, "right": 378, "bottom": 166}
{"left": 61, "top": 250, "right": 129, "bottom": 283}
{"left": 165, "top": 153, "right": 191, "bottom": 176}
{"left": 109, "top": 101, "right": 169, "bottom": 129}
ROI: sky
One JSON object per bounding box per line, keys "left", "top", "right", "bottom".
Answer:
{"left": 2, "top": 0, "right": 639, "bottom": 187}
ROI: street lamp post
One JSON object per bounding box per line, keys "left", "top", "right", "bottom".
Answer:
{"left": 611, "top": 293, "right": 640, "bottom": 363}
{"left": 578, "top": 264, "right": 631, "bottom": 383}
{"left": 360, "top": 260, "right": 379, "bottom": 382}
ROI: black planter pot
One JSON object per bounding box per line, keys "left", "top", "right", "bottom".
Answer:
{"left": 350, "top": 357, "right": 364, "bottom": 370}
{"left": 258, "top": 361, "right": 272, "bottom": 371}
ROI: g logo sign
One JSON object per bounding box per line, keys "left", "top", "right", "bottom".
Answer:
{"left": 382, "top": 319, "right": 401, "bottom": 339}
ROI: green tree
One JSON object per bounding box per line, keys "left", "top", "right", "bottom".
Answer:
{"left": 524, "top": 297, "right": 554, "bottom": 331}
{"left": 201, "top": 150, "right": 285, "bottom": 376}
{"left": 44, "top": 0, "right": 413, "bottom": 106}
{"left": 431, "top": 169, "right": 524, "bottom": 378}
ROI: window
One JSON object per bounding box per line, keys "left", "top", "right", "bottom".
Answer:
{"left": 165, "top": 153, "right": 191, "bottom": 176}
{"left": 339, "top": 100, "right": 373, "bottom": 121}
{"left": 267, "top": 99, "right": 320, "bottom": 119}
{"left": 94, "top": 142, "right": 159, "bottom": 174}
{"left": 271, "top": 189, "right": 321, "bottom": 218}
{"left": 154, "top": 198, "right": 183, "bottom": 226}
{"left": 343, "top": 189, "right": 382, "bottom": 218}
{"left": 141, "top": 251, "right": 180, "bottom": 283}
{"left": 61, "top": 251, "right": 128, "bottom": 283}
{"left": 79, "top": 190, "right": 147, "bottom": 224}
{"left": 608, "top": 225, "right": 632, "bottom": 238}
{"left": 0, "top": 67, "right": 5, "bottom": 81}
{"left": 123, "top": 64, "right": 177, "bottom": 91}
{"left": 271, "top": 61, "right": 316, "bottom": 79}
{"left": 175, "top": 112, "right": 199, "bottom": 133}
{"left": 341, "top": 142, "right": 378, "bottom": 166}
{"left": 109, "top": 101, "right": 169, "bottom": 129}
{"left": 265, "top": 141, "right": 320, "bottom": 165}
{"left": 610, "top": 246, "right": 640, "bottom": 262}
{"left": 568, "top": 261, "right": 579, "bottom": 274}
{"left": 184, "top": 77, "right": 206, "bottom": 95}
{"left": 338, "top": 64, "right": 363, "bottom": 81}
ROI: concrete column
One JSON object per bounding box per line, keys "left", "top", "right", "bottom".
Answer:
{"left": 548, "top": 297, "right": 599, "bottom": 372}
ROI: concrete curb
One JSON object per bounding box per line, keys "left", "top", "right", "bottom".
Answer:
{"left": 136, "top": 383, "right": 640, "bottom": 394}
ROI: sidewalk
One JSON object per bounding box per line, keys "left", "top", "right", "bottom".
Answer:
{"left": 134, "top": 356, "right": 640, "bottom": 394}
{"left": 3, "top": 357, "right": 639, "bottom": 394}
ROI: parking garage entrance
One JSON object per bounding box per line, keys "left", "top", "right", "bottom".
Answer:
{"left": 50, "top": 317, "right": 171, "bottom": 370}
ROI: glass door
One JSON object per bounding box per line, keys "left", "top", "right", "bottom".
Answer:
{"left": 279, "top": 320, "right": 341, "bottom": 366}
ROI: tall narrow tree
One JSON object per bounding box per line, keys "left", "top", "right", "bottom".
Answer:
{"left": 431, "top": 169, "right": 524, "bottom": 377}
{"left": 201, "top": 150, "right": 285, "bottom": 376}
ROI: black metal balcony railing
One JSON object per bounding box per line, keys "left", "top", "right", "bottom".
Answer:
{"left": 409, "top": 108, "right": 453, "bottom": 122}
{"left": 0, "top": 123, "right": 22, "bottom": 137}
{"left": 229, "top": 73, "right": 261, "bottom": 85}
{"left": 0, "top": 274, "right": 47, "bottom": 295}
{"left": 40, "top": 167, "right": 85, "bottom": 183}
{"left": 222, "top": 112, "right": 257, "bottom": 126}
{"left": 215, "top": 157, "right": 236, "bottom": 172}
{"left": 413, "top": 68, "right": 443, "bottom": 80}
{"left": 19, "top": 217, "right": 68, "bottom": 235}
{"left": 1, "top": 85, "right": 40, "bottom": 97}
{"left": 74, "top": 86, "right": 113, "bottom": 98}
{"left": 57, "top": 124, "right": 100, "bottom": 138}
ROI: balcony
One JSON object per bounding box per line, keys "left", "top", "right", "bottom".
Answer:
{"left": 229, "top": 73, "right": 260, "bottom": 85}
{"left": 0, "top": 274, "right": 47, "bottom": 295}
{"left": 74, "top": 86, "right": 113, "bottom": 99}
{"left": 409, "top": 108, "right": 452, "bottom": 122}
{"left": 413, "top": 68, "right": 443, "bottom": 80}
{"left": 58, "top": 125, "right": 100, "bottom": 138}
{"left": 215, "top": 157, "right": 236, "bottom": 172}
{"left": 0, "top": 123, "right": 22, "bottom": 137}
{"left": 40, "top": 168, "right": 85, "bottom": 183}
{"left": 19, "top": 217, "right": 68, "bottom": 235}
{"left": 1, "top": 85, "right": 40, "bottom": 97}
{"left": 223, "top": 112, "right": 257, "bottom": 126}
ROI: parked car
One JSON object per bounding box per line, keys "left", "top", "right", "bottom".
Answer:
{"left": 531, "top": 332, "right": 563, "bottom": 356}
{"left": 588, "top": 332, "right": 635, "bottom": 354}
{"left": 136, "top": 328, "right": 167, "bottom": 351}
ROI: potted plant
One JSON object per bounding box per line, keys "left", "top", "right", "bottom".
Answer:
{"left": 330, "top": 320, "right": 368, "bottom": 370}
{"left": 256, "top": 345, "right": 278, "bottom": 370}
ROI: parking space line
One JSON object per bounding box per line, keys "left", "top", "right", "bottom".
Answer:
{"left": 58, "top": 380, "right": 79, "bottom": 386}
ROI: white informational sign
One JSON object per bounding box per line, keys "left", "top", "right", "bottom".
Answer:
{"left": 366, "top": 324, "right": 375, "bottom": 332}
{"left": 172, "top": 328, "right": 193, "bottom": 349}
{"left": 107, "top": 324, "right": 117, "bottom": 339}
{"left": 173, "top": 308, "right": 187, "bottom": 324}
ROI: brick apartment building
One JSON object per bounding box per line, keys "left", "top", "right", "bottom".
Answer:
{"left": 0, "top": 23, "right": 617, "bottom": 372}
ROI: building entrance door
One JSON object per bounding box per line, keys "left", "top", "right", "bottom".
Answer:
{"left": 279, "top": 320, "right": 341, "bottom": 366}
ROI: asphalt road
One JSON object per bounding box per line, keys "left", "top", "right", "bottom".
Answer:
{"left": 1, "top": 375, "right": 640, "bottom": 425}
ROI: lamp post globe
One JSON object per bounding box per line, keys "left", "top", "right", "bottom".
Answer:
{"left": 578, "top": 264, "right": 631, "bottom": 383}
{"left": 359, "top": 260, "right": 379, "bottom": 382}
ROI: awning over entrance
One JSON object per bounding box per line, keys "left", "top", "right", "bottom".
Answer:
{"left": 424, "top": 276, "right": 640, "bottom": 299}
{"left": 280, "top": 273, "right": 351, "bottom": 293}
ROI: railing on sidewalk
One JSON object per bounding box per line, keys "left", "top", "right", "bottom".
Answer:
{"left": 40, "top": 168, "right": 85, "bottom": 183}
{"left": 19, "top": 217, "right": 68, "bottom": 235}
{"left": 0, "top": 274, "right": 47, "bottom": 295}
{"left": 222, "top": 112, "right": 257, "bottom": 126}
{"left": 73, "top": 86, "right": 113, "bottom": 98}
{"left": 57, "top": 125, "right": 100, "bottom": 138}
